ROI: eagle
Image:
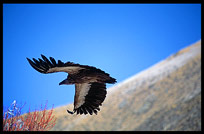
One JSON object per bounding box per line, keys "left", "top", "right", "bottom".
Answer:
{"left": 26, "top": 54, "right": 116, "bottom": 115}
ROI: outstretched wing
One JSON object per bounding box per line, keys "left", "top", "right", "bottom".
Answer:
{"left": 26, "top": 54, "right": 84, "bottom": 74}
{"left": 73, "top": 82, "right": 107, "bottom": 115}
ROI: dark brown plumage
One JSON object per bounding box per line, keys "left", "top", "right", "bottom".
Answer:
{"left": 26, "top": 54, "right": 116, "bottom": 115}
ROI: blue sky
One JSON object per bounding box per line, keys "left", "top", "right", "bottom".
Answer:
{"left": 3, "top": 4, "right": 201, "bottom": 114}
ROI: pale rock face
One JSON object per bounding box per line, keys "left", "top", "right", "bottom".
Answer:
{"left": 108, "top": 40, "right": 201, "bottom": 95}
{"left": 51, "top": 40, "right": 201, "bottom": 131}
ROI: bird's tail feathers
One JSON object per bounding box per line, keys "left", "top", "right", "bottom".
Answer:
{"left": 106, "top": 77, "right": 117, "bottom": 84}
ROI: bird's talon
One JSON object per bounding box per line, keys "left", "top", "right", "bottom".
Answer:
{"left": 67, "top": 109, "right": 74, "bottom": 114}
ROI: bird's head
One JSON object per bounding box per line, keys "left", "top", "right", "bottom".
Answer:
{"left": 59, "top": 79, "right": 72, "bottom": 85}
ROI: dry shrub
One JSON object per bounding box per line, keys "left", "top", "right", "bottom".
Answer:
{"left": 3, "top": 100, "right": 56, "bottom": 131}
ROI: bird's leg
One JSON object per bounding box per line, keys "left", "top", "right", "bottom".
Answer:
{"left": 67, "top": 109, "right": 74, "bottom": 114}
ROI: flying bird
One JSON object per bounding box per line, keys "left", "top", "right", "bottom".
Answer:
{"left": 26, "top": 55, "right": 116, "bottom": 115}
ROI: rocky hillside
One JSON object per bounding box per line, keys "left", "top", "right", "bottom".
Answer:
{"left": 51, "top": 40, "right": 201, "bottom": 131}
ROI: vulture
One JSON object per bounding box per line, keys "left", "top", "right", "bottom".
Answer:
{"left": 26, "top": 54, "right": 116, "bottom": 115}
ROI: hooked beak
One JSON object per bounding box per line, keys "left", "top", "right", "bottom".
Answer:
{"left": 59, "top": 79, "right": 69, "bottom": 85}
